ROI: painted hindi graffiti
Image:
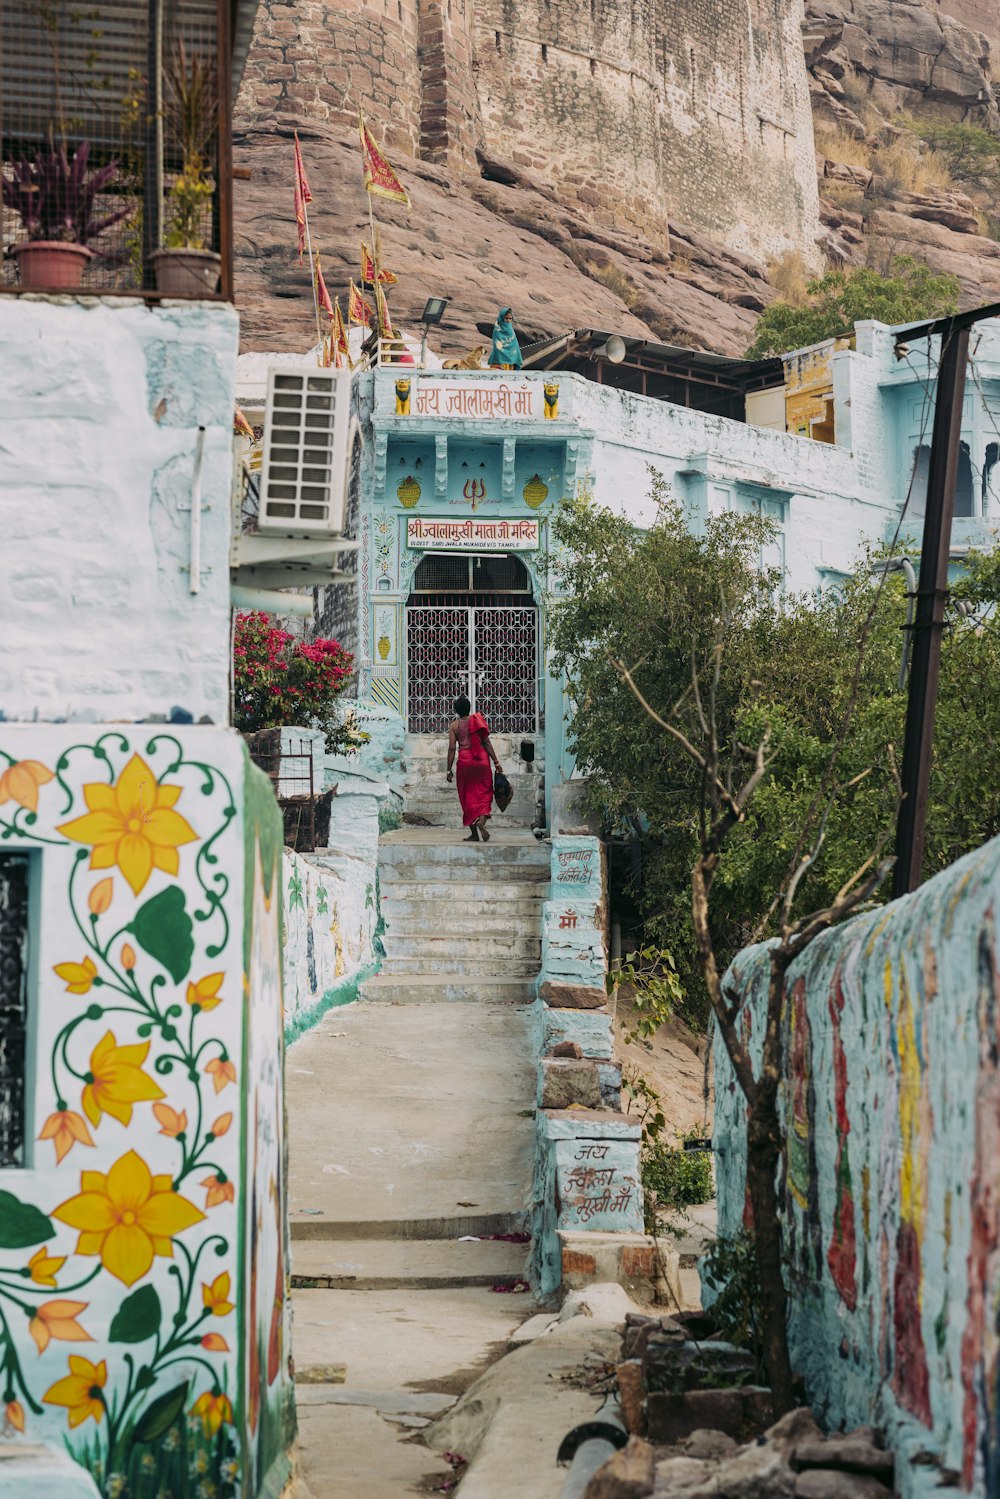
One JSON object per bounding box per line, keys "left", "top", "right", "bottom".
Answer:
{"left": 555, "top": 848, "right": 596, "bottom": 886}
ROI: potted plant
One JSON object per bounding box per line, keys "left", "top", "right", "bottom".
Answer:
{"left": 151, "top": 42, "right": 221, "bottom": 295}
{"left": 1, "top": 142, "right": 130, "bottom": 290}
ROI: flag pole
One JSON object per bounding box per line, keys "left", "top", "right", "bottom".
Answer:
{"left": 302, "top": 197, "right": 323, "bottom": 363}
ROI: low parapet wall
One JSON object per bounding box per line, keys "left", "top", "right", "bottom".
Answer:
{"left": 714, "top": 834, "right": 1000, "bottom": 1496}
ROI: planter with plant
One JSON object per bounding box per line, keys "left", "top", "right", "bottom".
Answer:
{"left": 151, "top": 42, "right": 221, "bottom": 295}
{"left": 1, "top": 142, "right": 130, "bottom": 290}
{"left": 233, "top": 612, "right": 358, "bottom": 754}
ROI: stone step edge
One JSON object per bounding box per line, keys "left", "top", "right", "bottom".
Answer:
{"left": 291, "top": 1270, "right": 528, "bottom": 1291}
{"left": 290, "top": 1210, "right": 527, "bottom": 1241}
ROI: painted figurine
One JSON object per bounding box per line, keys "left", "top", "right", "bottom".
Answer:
{"left": 489, "top": 306, "right": 523, "bottom": 370}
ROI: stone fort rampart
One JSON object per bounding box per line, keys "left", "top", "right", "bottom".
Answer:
{"left": 237, "top": 0, "right": 821, "bottom": 265}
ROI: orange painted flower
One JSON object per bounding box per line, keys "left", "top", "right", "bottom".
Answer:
{"left": 38, "top": 1109, "right": 94, "bottom": 1164}
{"left": 187, "top": 973, "right": 225, "bottom": 1011}
{"left": 204, "top": 1057, "right": 236, "bottom": 1094}
{"left": 52, "top": 1150, "right": 204, "bottom": 1287}
{"left": 53, "top": 957, "right": 98, "bottom": 996}
{"left": 4, "top": 1400, "right": 24, "bottom": 1434}
{"left": 28, "top": 1300, "right": 92, "bottom": 1355}
{"left": 27, "top": 1247, "right": 67, "bottom": 1288}
{"left": 202, "top": 1174, "right": 235, "bottom": 1210}
{"left": 81, "top": 1032, "right": 165, "bottom": 1129}
{"left": 87, "top": 878, "right": 114, "bottom": 916}
{"left": 202, "top": 1272, "right": 234, "bottom": 1316}
{"left": 120, "top": 943, "right": 137, "bottom": 971}
{"left": 153, "top": 1102, "right": 188, "bottom": 1138}
{"left": 209, "top": 1113, "right": 232, "bottom": 1139}
{"left": 189, "top": 1389, "right": 233, "bottom": 1436}
{"left": 201, "top": 1333, "right": 230, "bottom": 1353}
{"left": 57, "top": 753, "right": 198, "bottom": 896}
{"left": 43, "top": 1356, "right": 106, "bottom": 1429}
{"left": 0, "top": 759, "right": 54, "bottom": 813}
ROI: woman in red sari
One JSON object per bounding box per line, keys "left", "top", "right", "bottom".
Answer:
{"left": 446, "top": 695, "right": 504, "bottom": 842}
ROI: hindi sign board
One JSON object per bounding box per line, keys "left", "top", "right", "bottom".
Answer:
{"left": 401, "top": 378, "right": 545, "bottom": 420}
{"left": 406, "top": 517, "right": 539, "bottom": 551}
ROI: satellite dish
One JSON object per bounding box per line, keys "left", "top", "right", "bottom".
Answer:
{"left": 601, "top": 335, "right": 626, "bottom": 364}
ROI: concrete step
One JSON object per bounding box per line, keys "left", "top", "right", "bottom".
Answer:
{"left": 379, "top": 879, "right": 549, "bottom": 902}
{"left": 359, "top": 974, "right": 535, "bottom": 1004}
{"left": 379, "top": 934, "right": 541, "bottom": 961}
{"left": 382, "top": 906, "right": 545, "bottom": 935}
{"left": 380, "top": 866, "right": 549, "bottom": 888}
{"left": 378, "top": 839, "right": 549, "bottom": 869}
{"left": 290, "top": 1210, "right": 528, "bottom": 1242}
{"left": 290, "top": 1236, "right": 529, "bottom": 1290}
{"left": 378, "top": 955, "right": 539, "bottom": 977}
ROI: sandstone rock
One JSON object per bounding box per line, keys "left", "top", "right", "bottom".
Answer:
{"left": 541, "top": 982, "right": 609, "bottom": 1010}
{"left": 645, "top": 1387, "right": 773, "bottom": 1444}
{"left": 624, "top": 1316, "right": 684, "bottom": 1361}
{"left": 865, "top": 207, "right": 1000, "bottom": 304}
{"left": 583, "top": 1437, "right": 655, "bottom": 1499}
{"left": 540, "top": 1058, "right": 602, "bottom": 1110}
{"left": 821, "top": 158, "right": 873, "bottom": 188}
{"left": 617, "top": 1360, "right": 646, "bottom": 1436}
{"left": 711, "top": 1441, "right": 796, "bottom": 1498}
{"left": 552, "top": 1040, "right": 585, "bottom": 1058}
{"left": 763, "top": 1406, "right": 827, "bottom": 1460}
{"left": 794, "top": 1433, "right": 894, "bottom": 1479}
{"left": 651, "top": 1455, "right": 717, "bottom": 1496}
{"left": 642, "top": 1338, "right": 758, "bottom": 1391}
{"left": 794, "top": 1472, "right": 893, "bottom": 1499}
{"left": 891, "top": 188, "right": 980, "bottom": 234}
{"left": 680, "top": 1427, "right": 739, "bottom": 1460}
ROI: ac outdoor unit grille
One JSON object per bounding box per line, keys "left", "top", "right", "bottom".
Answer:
{"left": 259, "top": 369, "right": 354, "bottom": 536}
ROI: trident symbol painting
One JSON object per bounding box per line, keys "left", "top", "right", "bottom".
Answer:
{"left": 462, "top": 478, "right": 487, "bottom": 511}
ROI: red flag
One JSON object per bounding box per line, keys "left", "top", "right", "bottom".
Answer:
{"left": 358, "top": 110, "right": 410, "bottom": 207}
{"left": 361, "top": 242, "right": 399, "bottom": 288}
{"left": 293, "top": 131, "right": 313, "bottom": 262}
{"left": 348, "top": 281, "right": 374, "bottom": 327}
{"left": 376, "top": 280, "right": 394, "bottom": 339}
{"left": 332, "top": 298, "right": 350, "bottom": 364}
{"left": 314, "top": 253, "right": 334, "bottom": 317}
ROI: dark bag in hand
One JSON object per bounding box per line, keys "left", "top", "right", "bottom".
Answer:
{"left": 493, "top": 771, "right": 513, "bottom": 813}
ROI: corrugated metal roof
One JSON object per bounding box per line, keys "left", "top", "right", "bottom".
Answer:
{"left": 521, "top": 328, "right": 784, "bottom": 389}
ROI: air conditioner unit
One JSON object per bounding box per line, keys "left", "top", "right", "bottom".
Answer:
{"left": 257, "top": 367, "right": 358, "bottom": 536}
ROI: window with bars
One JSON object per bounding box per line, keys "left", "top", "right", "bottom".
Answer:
{"left": 0, "top": 854, "right": 30, "bottom": 1168}
{"left": 410, "top": 554, "right": 532, "bottom": 594}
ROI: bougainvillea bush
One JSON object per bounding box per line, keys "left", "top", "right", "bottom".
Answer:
{"left": 233, "top": 612, "right": 355, "bottom": 751}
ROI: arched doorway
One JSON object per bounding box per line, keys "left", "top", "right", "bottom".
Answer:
{"left": 405, "top": 553, "right": 539, "bottom": 734}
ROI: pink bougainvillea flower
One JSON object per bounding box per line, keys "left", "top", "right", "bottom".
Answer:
{"left": 43, "top": 1356, "right": 106, "bottom": 1429}
{"left": 4, "top": 1400, "right": 24, "bottom": 1434}
{"left": 201, "top": 1174, "right": 235, "bottom": 1210}
{"left": 53, "top": 957, "right": 98, "bottom": 996}
{"left": 186, "top": 973, "right": 225, "bottom": 1011}
{"left": 202, "top": 1272, "right": 233, "bottom": 1316}
{"left": 153, "top": 1102, "right": 188, "bottom": 1138}
{"left": 27, "top": 1246, "right": 67, "bottom": 1288}
{"left": 189, "top": 1389, "right": 233, "bottom": 1436}
{"left": 57, "top": 753, "right": 198, "bottom": 896}
{"left": 201, "top": 1333, "right": 230, "bottom": 1352}
{"left": 81, "top": 1031, "right": 165, "bottom": 1128}
{"left": 38, "top": 1109, "right": 94, "bottom": 1164}
{"left": 87, "top": 878, "right": 114, "bottom": 916}
{"left": 0, "top": 759, "right": 54, "bottom": 813}
{"left": 204, "top": 1057, "right": 236, "bottom": 1094}
{"left": 28, "top": 1300, "right": 92, "bottom": 1355}
{"left": 52, "top": 1150, "right": 204, "bottom": 1286}
{"left": 209, "top": 1113, "right": 232, "bottom": 1138}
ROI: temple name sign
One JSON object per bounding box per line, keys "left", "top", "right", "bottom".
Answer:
{"left": 394, "top": 378, "right": 559, "bottom": 421}
{"left": 407, "top": 517, "right": 539, "bottom": 550}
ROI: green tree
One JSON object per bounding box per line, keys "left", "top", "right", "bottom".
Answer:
{"left": 746, "top": 256, "right": 960, "bottom": 358}
{"left": 909, "top": 119, "right": 1000, "bottom": 192}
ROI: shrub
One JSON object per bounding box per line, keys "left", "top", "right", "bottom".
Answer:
{"left": 701, "top": 1232, "right": 764, "bottom": 1375}
{"left": 233, "top": 612, "right": 354, "bottom": 751}
{"left": 642, "top": 1131, "right": 714, "bottom": 1210}
{"left": 908, "top": 118, "right": 1000, "bottom": 192}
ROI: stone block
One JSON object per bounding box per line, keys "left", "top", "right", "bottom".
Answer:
{"left": 555, "top": 1140, "right": 643, "bottom": 1233}
{"left": 558, "top": 1231, "right": 666, "bottom": 1303}
{"left": 540, "top": 980, "right": 608, "bottom": 1009}
{"left": 543, "top": 1007, "right": 613, "bottom": 1060}
{"left": 540, "top": 1057, "right": 602, "bottom": 1110}
{"left": 794, "top": 1435, "right": 893, "bottom": 1481}
{"left": 645, "top": 1387, "right": 774, "bottom": 1444}
{"left": 583, "top": 1436, "right": 654, "bottom": 1499}
{"left": 552, "top": 1040, "right": 584, "bottom": 1058}
{"left": 616, "top": 1360, "right": 645, "bottom": 1435}
{"left": 642, "top": 1338, "right": 758, "bottom": 1392}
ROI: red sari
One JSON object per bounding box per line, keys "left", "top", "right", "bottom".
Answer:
{"left": 454, "top": 713, "right": 493, "bottom": 826}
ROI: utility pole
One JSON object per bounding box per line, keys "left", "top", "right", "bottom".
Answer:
{"left": 892, "top": 320, "right": 970, "bottom": 899}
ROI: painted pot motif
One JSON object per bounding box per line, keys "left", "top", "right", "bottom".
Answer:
{"left": 523, "top": 474, "right": 549, "bottom": 509}
{"left": 377, "top": 635, "right": 391, "bottom": 660}
{"left": 397, "top": 475, "right": 421, "bottom": 507}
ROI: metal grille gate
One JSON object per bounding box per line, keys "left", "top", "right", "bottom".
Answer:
{"left": 406, "top": 606, "right": 538, "bottom": 734}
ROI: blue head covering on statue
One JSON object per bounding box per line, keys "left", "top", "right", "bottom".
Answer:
{"left": 489, "top": 307, "right": 523, "bottom": 370}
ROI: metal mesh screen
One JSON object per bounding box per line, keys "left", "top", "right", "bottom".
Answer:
{"left": 410, "top": 553, "right": 531, "bottom": 593}
{"left": 0, "top": 853, "right": 29, "bottom": 1168}
{"left": 406, "top": 606, "right": 539, "bottom": 734}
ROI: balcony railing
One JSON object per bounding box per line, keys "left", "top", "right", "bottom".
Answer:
{"left": 0, "top": 0, "right": 235, "bottom": 299}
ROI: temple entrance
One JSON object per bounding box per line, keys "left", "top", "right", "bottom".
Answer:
{"left": 405, "top": 553, "right": 538, "bottom": 734}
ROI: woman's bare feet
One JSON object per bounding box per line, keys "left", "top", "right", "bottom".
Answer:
{"left": 464, "top": 826, "right": 480, "bottom": 842}
{"left": 477, "top": 817, "right": 490, "bottom": 842}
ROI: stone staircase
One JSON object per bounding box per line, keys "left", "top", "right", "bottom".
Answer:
{"left": 400, "top": 733, "right": 542, "bottom": 829}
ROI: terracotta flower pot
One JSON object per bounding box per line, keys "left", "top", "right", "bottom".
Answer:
{"left": 13, "top": 241, "right": 92, "bottom": 291}
{"left": 150, "top": 248, "right": 221, "bottom": 295}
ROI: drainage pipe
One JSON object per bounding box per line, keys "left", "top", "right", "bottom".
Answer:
{"left": 557, "top": 1398, "right": 628, "bottom": 1499}
{"left": 872, "top": 556, "right": 917, "bottom": 692}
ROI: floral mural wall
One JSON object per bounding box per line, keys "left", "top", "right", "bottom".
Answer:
{"left": 714, "top": 835, "right": 1000, "bottom": 1498}
{"left": 0, "top": 726, "right": 291, "bottom": 1499}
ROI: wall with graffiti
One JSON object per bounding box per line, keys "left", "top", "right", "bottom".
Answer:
{"left": 714, "top": 834, "right": 1000, "bottom": 1497}
{"left": 0, "top": 724, "right": 291, "bottom": 1499}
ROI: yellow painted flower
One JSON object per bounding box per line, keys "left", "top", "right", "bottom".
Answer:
{"left": 202, "top": 1174, "right": 235, "bottom": 1210}
{"left": 43, "top": 1355, "right": 106, "bottom": 1429}
{"left": 87, "top": 878, "right": 114, "bottom": 915}
{"left": 81, "top": 1031, "right": 165, "bottom": 1129}
{"left": 57, "top": 753, "right": 198, "bottom": 896}
{"left": 153, "top": 1102, "right": 188, "bottom": 1138}
{"left": 28, "top": 1300, "right": 92, "bottom": 1355}
{"left": 52, "top": 1150, "right": 204, "bottom": 1287}
{"left": 201, "top": 1333, "right": 229, "bottom": 1353}
{"left": 186, "top": 973, "right": 225, "bottom": 1011}
{"left": 120, "top": 943, "right": 136, "bottom": 971}
{"left": 0, "top": 759, "right": 54, "bottom": 813}
{"left": 38, "top": 1109, "right": 94, "bottom": 1164}
{"left": 189, "top": 1389, "right": 233, "bottom": 1436}
{"left": 209, "top": 1113, "right": 232, "bottom": 1138}
{"left": 27, "top": 1246, "right": 67, "bottom": 1288}
{"left": 53, "top": 957, "right": 98, "bottom": 996}
{"left": 202, "top": 1272, "right": 233, "bottom": 1316}
{"left": 4, "top": 1400, "right": 24, "bottom": 1434}
{"left": 204, "top": 1057, "right": 237, "bottom": 1094}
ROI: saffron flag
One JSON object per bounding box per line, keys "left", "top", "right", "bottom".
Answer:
{"left": 293, "top": 131, "right": 313, "bottom": 262}
{"left": 314, "top": 254, "right": 334, "bottom": 317}
{"left": 376, "top": 280, "right": 394, "bottom": 339}
{"left": 332, "top": 298, "right": 350, "bottom": 364}
{"left": 348, "top": 281, "right": 374, "bottom": 327}
{"left": 358, "top": 110, "right": 411, "bottom": 207}
{"left": 361, "top": 242, "right": 399, "bottom": 288}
